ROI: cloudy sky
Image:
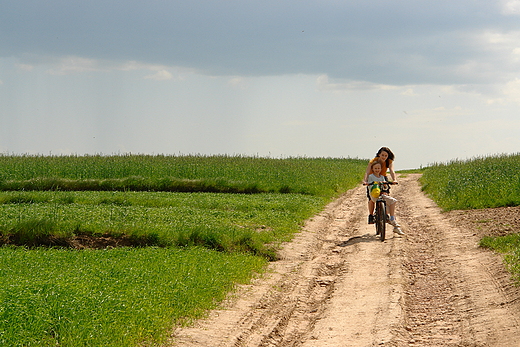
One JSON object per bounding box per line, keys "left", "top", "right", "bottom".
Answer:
{"left": 1, "top": 0, "right": 520, "bottom": 169}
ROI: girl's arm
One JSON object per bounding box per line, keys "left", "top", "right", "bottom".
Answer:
{"left": 388, "top": 160, "right": 397, "bottom": 182}
{"left": 363, "top": 162, "right": 372, "bottom": 183}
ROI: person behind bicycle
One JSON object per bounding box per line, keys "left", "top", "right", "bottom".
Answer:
{"left": 363, "top": 147, "right": 397, "bottom": 218}
{"left": 366, "top": 160, "right": 404, "bottom": 235}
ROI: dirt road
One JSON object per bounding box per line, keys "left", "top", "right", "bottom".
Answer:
{"left": 171, "top": 174, "right": 520, "bottom": 346}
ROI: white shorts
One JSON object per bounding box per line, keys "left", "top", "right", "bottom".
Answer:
{"left": 371, "top": 194, "right": 397, "bottom": 205}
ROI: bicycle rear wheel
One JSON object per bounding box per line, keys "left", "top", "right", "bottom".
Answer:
{"left": 375, "top": 201, "right": 386, "bottom": 241}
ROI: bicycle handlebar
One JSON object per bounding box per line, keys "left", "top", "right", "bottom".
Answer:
{"left": 363, "top": 181, "right": 398, "bottom": 186}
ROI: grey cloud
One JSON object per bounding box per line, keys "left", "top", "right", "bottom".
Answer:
{"left": 1, "top": 0, "right": 518, "bottom": 85}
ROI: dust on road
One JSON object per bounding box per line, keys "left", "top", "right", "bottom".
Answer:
{"left": 171, "top": 174, "right": 520, "bottom": 347}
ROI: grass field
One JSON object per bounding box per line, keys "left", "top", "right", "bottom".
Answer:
{"left": 0, "top": 191, "right": 325, "bottom": 258}
{"left": 4, "top": 153, "right": 520, "bottom": 345}
{"left": 420, "top": 153, "right": 520, "bottom": 285}
{"left": 0, "top": 154, "right": 365, "bottom": 196}
{"left": 0, "top": 246, "right": 265, "bottom": 346}
{"left": 0, "top": 154, "right": 367, "bottom": 346}
{"left": 420, "top": 153, "right": 520, "bottom": 211}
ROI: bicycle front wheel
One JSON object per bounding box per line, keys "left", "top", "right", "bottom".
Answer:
{"left": 376, "top": 200, "right": 386, "bottom": 241}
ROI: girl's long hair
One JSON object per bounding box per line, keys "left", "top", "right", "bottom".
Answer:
{"left": 376, "top": 147, "right": 395, "bottom": 167}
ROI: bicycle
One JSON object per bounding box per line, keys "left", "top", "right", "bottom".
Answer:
{"left": 364, "top": 181, "right": 398, "bottom": 241}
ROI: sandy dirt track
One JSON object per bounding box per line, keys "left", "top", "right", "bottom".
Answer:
{"left": 170, "top": 174, "right": 520, "bottom": 346}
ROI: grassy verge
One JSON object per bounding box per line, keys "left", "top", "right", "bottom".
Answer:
{"left": 396, "top": 168, "right": 425, "bottom": 175}
{"left": 480, "top": 234, "right": 520, "bottom": 284}
{"left": 0, "top": 246, "right": 266, "bottom": 346}
{"left": 421, "top": 153, "right": 520, "bottom": 285}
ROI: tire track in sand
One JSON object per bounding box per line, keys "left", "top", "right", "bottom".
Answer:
{"left": 170, "top": 174, "right": 520, "bottom": 347}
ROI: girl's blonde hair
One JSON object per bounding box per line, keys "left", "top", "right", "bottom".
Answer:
{"left": 371, "top": 159, "right": 383, "bottom": 169}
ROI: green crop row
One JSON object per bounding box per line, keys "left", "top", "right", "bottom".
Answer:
{"left": 0, "top": 154, "right": 366, "bottom": 197}
{"left": 420, "top": 153, "right": 520, "bottom": 211}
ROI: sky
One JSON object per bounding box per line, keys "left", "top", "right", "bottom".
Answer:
{"left": 1, "top": 0, "right": 520, "bottom": 169}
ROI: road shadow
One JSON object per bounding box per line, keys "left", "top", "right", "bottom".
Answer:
{"left": 338, "top": 233, "right": 380, "bottom": 247}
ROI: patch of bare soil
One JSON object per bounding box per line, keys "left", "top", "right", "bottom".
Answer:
{"left": 170, "top": 174, "right": 520, "bottom": 347}
{"left": 1, "top": 232, "right": 146, "bottom": 249}
{"left": 445, "top": 205, "right": 520, "bottom": 239}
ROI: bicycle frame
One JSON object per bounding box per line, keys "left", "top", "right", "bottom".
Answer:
{"left": 365, "top": 181, "right": 396, "bottom": 242}
{"left": 374, "top": 196, "right": 387, "bottom": 241}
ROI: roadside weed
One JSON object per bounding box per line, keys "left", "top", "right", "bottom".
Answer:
{"left": 480, "top": 234, "right": 520, "bottom": 284}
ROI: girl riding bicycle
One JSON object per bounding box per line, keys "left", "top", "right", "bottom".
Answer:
{"left": 364, "top": 147, "right": 396, "bottom": 218}
{"left": 364, "top": 147, "right": 397, "bottom": 183}
{"left": 366, "top": 160, "right": 404, "bottom": 235}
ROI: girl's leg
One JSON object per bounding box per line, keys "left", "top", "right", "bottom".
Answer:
{"left": 367, "top": 199, "right": 375, "bottom": 223}
{"left": 387, "top": 200, "right": 395, "bottom": 216}
{"left": 383, "top": 196, "right": 404, "bottom": 234}
{"left": 383, "top": 194, "right": 397, "bottom": 218}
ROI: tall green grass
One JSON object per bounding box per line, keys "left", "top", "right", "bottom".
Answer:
{"left": 0, "top": 246, "right": 266, "bottom": 346}
{"left": 0, "top": 154, "right": 366, "bottom": 197}
{"left": 421, "top": 153, "right": 520, "bottom": 211}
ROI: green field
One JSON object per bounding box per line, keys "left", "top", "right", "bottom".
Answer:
{"left": 420, "top": 153, "right": 520, "bottom": 211}
{"left": 0, "top": 247, "right": 265, "bottom": 347}
{"left": 0, "top": 191, "right": 325, "bottom": 259}
{"left": 0, "top": 154, "right": 364, "bottom": 196}
{"left": 420, "top": 153, "right": 520, "bottom": 284}
{"left": 0, "top": 154, "right": 367, "bottom": 346}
